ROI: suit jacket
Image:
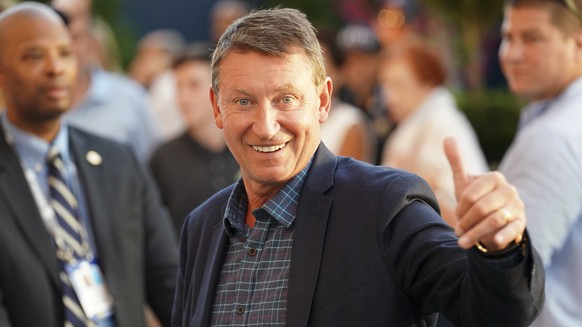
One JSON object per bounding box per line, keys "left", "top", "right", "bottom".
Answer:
{"left": 0, "top": 126, "right": 179, "bottom": 327}
{"left": 172, "top": 145, "right": 544, "bottom": 327}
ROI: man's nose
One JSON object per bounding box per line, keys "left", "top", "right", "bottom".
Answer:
{"left": 252, "top": 102, "right": 280, "bottom": 139}
{"left": 45, "top": 53, "right": 65, "bottom": 76}
{"left": 502, "top": 39, "right": 525, "bottom": 62}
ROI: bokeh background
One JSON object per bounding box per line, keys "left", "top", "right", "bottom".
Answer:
{"left": 20, "top": 0, "right": 523, "bottom": 168}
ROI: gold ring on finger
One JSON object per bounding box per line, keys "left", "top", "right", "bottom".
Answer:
{"left": 499, "top": 208, "right": 512, "bottom": 224}
{"left": 514, "top": 233, "right": 523, "bottom": 244}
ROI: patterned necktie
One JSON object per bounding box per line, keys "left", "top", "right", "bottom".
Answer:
{"left": 47, "top": 147, "right": 90, "bottom": 327}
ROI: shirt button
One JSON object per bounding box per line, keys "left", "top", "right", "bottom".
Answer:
{"left": 236, "top": 306, "right": 245, "bottom": 314}
{"left": 248, "top": 248, "right": 257, "bottom": 256}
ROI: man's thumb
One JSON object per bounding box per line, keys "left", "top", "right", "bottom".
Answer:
{"left": 444, "top": 137, "right": 469, "bottom": 201}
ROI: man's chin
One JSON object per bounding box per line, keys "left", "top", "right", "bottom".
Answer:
{"left": 30, "top": 107, "right": 69, "bottom": 122}
{"left": 508, "top": 84, "right": 534, "bottom": 99}
{"left": 513, "top": 89, "right": 546, "bottom": 102}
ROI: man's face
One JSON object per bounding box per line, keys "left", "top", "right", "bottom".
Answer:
{"left": 341, "top": 50, "right": 378, "bottom": 103}
{"left": 174, "top": 60, "right": 214, "bottom": 129}
{"left": 51, "top": 0, "right": 91, "bottom": 40}
{"left": 499, "top": 5, "right": 581, "bottom": 101}
{"left": 0, "top": 15, "right": 77, "bottom": 127}
{"left": 52, "top": 0, "right": 95, "bottom": 69}
{"left": 210, "top": 51, "right": 331, "bottom": 195}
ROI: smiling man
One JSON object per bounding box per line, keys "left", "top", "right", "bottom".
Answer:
{"left": 172, "top": 8, "right": 544, "bottom": 327}
{"left": 497, "top": 0, "right": 582, "bottom": 326}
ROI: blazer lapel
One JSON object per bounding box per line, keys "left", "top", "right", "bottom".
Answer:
{"left": 0, "top": 129, "right": 60, "bottom": 287}
{"left": 286, "top": 145, "right": 335, "bottom": 327}
{"left": 68, "top": 129, "right": 112, "bottom": 267}
{"left": 198, "top": 220, "right": 229, "bottom": 325}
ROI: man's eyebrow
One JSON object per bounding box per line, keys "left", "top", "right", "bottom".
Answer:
{"left": 274, "top": 84, "right": 298, "bottom": 93}
{"left": 500, "top": 26, "right": 541, "bottom": 36}
{"left": 19, "top": 44, "right": 43, "bottom": 52}
{"left": 226, "top": 84, "right": 299, "bottom": 98}
{"left": 232, "top": 87, "right": 252, "bottom": 96}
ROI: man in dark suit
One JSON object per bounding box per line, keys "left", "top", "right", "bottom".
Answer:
{"left": 0, "top": 3, "right": 178, "bottom": 326}
{"left": 172, "top": 8, "right": 544, "bottom": 327}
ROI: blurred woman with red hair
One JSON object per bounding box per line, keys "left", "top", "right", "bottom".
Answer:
{"left": 379, "top": 40, "right": 488, "bottom": 225}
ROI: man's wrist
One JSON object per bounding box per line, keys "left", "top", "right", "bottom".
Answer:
{"left": 474, "top": 233, "right": 527, "bottom": 258}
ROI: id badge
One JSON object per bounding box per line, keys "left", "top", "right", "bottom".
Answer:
{"left": 65, "top": 260, "right": 114, "bottom": 321}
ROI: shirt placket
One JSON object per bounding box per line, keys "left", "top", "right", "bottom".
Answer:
{"left": 232, "top": 211, "right": 272, "bottom": 325}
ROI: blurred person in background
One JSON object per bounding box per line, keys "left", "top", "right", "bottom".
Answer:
{"left": 210, "top": 0, "right": 250, "bottom": 44}
{"left": 90, "top": 16, "right": 123, "bottom": 72}
{"left": 317, "top": 26, "right": 376, "bottom": 163}
{"left": 149, "top": 43, "right": 239, "bottom": 235}
{"left": 497, "top": 0, "right": 582, "bottom": 325}
{"left": 129, "top": 29, "right": 186, "bottom": 141}
{"left": 0, "top": 3, "right": 178, "bottom": 326}
{"left": 379, "top": 40, "right": 488, "bottom": 226}
{"left": 336, "top": 24, "right": 388, "bottom": 164}
{"left": 336, "top": 24, "right": 382, "bottom": 117}
{"left": 0, "top": 0, "right": 15, "bottom": 111}
{"left": 52, "top": 0, "right": 161, "bottom": 163}
{"left": 128, "top": 29, "right": 185, "bottom": 90}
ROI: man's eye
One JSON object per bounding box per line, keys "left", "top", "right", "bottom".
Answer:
{"left": 524, "top": 35, "right": 540, "bottom": 43}
{"left": 23, "top": 53, "right": 42, "bottom": 60}
{"left": 281, "top": 97, "right": 294, "bottom": 104}
{"left": 60, "top": 49, "right": 74, "bottom": 58}
{"left": 237, "top": 99, "right": 250, "bottom": 106}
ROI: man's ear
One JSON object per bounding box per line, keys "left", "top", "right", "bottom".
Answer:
{"left": 318, "top": 77, "right": 333, "bottom": 123}
{"left": 210, "top": 86, "right": 224, "bottom": 129}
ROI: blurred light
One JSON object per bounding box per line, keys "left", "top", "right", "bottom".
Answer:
{"left": 377, "top": 9, "right": 406, "bottom": 29}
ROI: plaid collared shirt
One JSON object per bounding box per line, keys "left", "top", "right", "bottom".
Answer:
{"left": 210, "top": 159, "right": 313, "bottom": 326}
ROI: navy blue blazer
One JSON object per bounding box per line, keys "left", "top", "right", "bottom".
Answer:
{"left": 173, "top": 144, "right": 544, "bottom": 327}
{"left": 0, "top": 126, "right": 178, "bottom": 327}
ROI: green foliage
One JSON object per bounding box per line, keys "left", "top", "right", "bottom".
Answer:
{"left": 91, "top": 0, "right": 119, "bottom": 22}
{"left": 419, "top": 0, "right": 505, "bottom": 27}
{"left": 455, "top": 88, "right": 524, "bottom": 168}
{"left": 270, "top": 0, "right": 340, "bottom": 26}
{"left": 419, "top": 0, "right": 506, "bottom": 89}
{"left": 91, "top": 0, "right": 137, "bottom": 71}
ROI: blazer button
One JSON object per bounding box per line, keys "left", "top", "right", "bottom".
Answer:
{"left": 248, "top": 248, "right": 257, "bottom": 256}
{"left": 236, "top": 306, "right": 245, "bottom": 314}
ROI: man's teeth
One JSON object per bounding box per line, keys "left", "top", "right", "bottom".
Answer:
{"left": 252, "top": 143, "right": 286, "bottom": 153}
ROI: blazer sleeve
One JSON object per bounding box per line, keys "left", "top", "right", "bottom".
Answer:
{"left": 379, "top": 175, "right": 544, "bottom": 327}
{"left": 0, "top": 288, "right": 12, "bottom": 327}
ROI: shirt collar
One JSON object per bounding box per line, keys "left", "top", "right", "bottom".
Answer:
{"left": 1, "top": 112, "right": 71, "bottom": 170}
{"left": 520, "top": 75, "right": 582, "bottom": 128}
{"left": 519, "top": 100, "right": 551, "bottom": 130}
{"left": 560, "top": 75, "right": 582, "bottom": 100}
{"left": 223, "top": 157, "right": 314, "bottom": 236}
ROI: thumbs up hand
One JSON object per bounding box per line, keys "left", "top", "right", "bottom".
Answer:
{"left": 444, "top": 137, "right": 526, "bottom": 252}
